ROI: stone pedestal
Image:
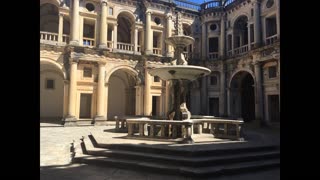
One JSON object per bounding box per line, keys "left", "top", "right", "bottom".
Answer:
{"left": 92, "top": 116, "right": 107, "bottom": 126}
{"left": 63, "top": 116, "right": 77, "bottom": 126}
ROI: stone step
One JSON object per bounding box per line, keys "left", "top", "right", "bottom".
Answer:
{"left": 86, "top": 148, "right": 280, "bottom": 167}
{"left": 88, "top": 134, "right": 279, "bottom": 157}
{"left": 73, "top": 155, "right": 280, "bottom": 177}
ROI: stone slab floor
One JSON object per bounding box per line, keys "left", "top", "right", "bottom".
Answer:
{"left": 40, "top": 122, "right": 280, "bottom": 180}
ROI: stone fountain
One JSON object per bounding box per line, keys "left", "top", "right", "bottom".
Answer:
{"left": 149, "top": 12, "right": 211, "bottom": 131}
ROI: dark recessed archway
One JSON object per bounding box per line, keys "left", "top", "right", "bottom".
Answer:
{"left": 230, "top": 71, "right": 255, "bottom": 122}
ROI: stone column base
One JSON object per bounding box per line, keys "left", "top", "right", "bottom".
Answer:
{"left": 69, "top": 40, "right": 80, "bottom": 46}
{"left": 93, "top": 116, "right": 107, "bottom": 126}
{"left": 99, "top": 44, "right": 108, "bottom": 49}
{"left": 63, "top": 116, "right": 77, "bottom": 126}
{"left": 145, "top": 50, "right": 153, "bottom": 55}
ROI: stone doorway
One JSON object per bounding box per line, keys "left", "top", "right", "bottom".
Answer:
{"left": 79, "top": 93, "right": 92, "bottom": 118}
{"left": 268, "top": 95, "right": 280, "bottom": 122}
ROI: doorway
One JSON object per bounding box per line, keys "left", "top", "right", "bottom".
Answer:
{"left": 268, "top": 95, "right": 280, "bottom": 122}
{"left": 209, "top": 98, "right": 219, "bottom": 116}
{"left": 152, "top": 96, "right": 160, "bottom": 116}
{"left": 80, "top": 93, "right": 92, "bottom": 118}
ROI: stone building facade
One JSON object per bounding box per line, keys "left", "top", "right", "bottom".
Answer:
{"left": 40, "top": 0, "right": 280, "bottom": 126}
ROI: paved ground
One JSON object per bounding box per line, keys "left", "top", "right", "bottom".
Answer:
{"left": 40, "top": 121, "right": 280, "bottom": 180}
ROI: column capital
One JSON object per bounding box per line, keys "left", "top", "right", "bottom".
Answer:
{"left": 101, "top": 0, "right": 108, "bottom": 6}
{"left": 105, "top": 82, "right": 110, "bottom": 86}
{"left": 59, "top": 13, "right": 64, "bottom": 17}
{"left": 166, "top": 13, "right": 172, "bottom": 19}
{"left": 69, "top": 58, "right": 79, "bottom": 64}
{"left": 252, "top": 0, "right": 261, "bottom": 5}
{"left": 145, "top": 11, "right": 152, "bottom": 15}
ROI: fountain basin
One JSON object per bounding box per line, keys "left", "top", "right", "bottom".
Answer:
{"left": 149, "top": 65, "right": 211, "bottom": 81}
{"left": 165, "top": 36, "right": 195, "bottom": 47}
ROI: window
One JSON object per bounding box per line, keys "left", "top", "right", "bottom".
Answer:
{"left": 109, "top": 7, "right": 113, "bottom": 15}
{"left": 266, "top": 0, "right": 274, "bottom": 8}
{"left": 209, "top": 37, "right": 218, "bottom": 52}
{"left": 46, "top": 79, "right": 55, "bottom": 89}
{"left": 210, "top": 24, "right": 217, "bottom": 31}
{"left": 83, "top": 67, "right": 92, "bottom": 77}
{"left": 154, "top": 76, "right": 160, "bottom": 82}
{"left": 154, "top": 17, "right": 161, "bottom": 25}
{"left": 228, "top": 21, "right": 230, "bottom": 28}
{"left": 85, "top": 3, "right": 95, "bottom": 12}
{"left": 268, "top": 66, "right": 277, "bottom": 78}
{"left": 210, "top": 76, "right": 217, "bottom": 85}
{"left": 251, "top": 9, "right": 254, "bottom": 17}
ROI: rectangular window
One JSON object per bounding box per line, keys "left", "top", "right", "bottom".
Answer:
{"left": 268, "top": 66, "right": 277, "bottom": 78}
{"left": 250, "top": 24, "right": 254, "bottom": 43}
{"left": 109, "top": 7, "right": 113, "bottom": 15}
{"left": 251, "top": 9, "right": 254, "bottom": 17}
{"left": 228, "top": 21, "right": 230, "bottom": 28}
{"left": 210, "top": 76, "right": 217, "bottom": 85}
{"left": 154, "top": 76, "right": 160, "bottom": 82}
{"left": 208, "top": 37, "right": 218, "bottom": 52}
{"left": 46, "top": 79, "right": 55, "bottom": 89}
{"left": 83, "top": 67, "right": 92, "bottom": 78}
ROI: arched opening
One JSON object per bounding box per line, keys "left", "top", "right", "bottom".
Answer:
{"left": 183, "top": 23, "right": 193, "bottom": 60}
{"left": 40, "top": 62, "right": 64, "bottom": 122}
{"left": 117, "top": 12, "right": 133, "bottom": 44}
{"left": 107, "top": 69, "right": 137, "bottom": 119}
{"left": 233, "top": 16, "right": 249, "bottom": 54}
{"left": 230, "top": 71, "right": 255, "bottom": 122}
{"left": 40, "top": 3, "right": 59, "bottom": 33}
{"left": 40, "top": 3, "right": 70, "bottom": 43}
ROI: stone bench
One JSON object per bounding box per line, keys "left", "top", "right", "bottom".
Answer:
{"left": 191, "top": 118, "right": 244, "bottom": 140}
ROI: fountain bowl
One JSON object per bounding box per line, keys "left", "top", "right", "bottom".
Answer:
{"left": 165, "top": 36, "right": 195, "bottom": 47}
{"left": 149, "top": 65, "right": 211, "bottom": 81}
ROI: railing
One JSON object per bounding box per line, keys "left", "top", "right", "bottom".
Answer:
{"left": 153, "top": 48, "right": 162, "bottom": 55}
{"left": 227, "top": 50, "right": 232, "bottom": 57}
{"left": 192, "top": 118, "right": 244, "bottom": 140}
{"left": 107, "top": 41, "right": 113, "bottom": 48}
{"left": 126, "top": 119, "right": 193, "bottom": 142}
{"left": 117, "top": 42, "right": 134, "bottom": 51}
{"left": 208, "top": 52, "right": 219, "bottom": 60}
{"left": 223, "top": 0, "right": 236, "bottom": 7}
{"left": 40, "top": 31, "right": 58, "bottom": 42}
{"left": 234, "top": 45, "right": 248, "bottom": 55}
{"left": 62, "top": 34, "right": 69, "bottom": 43}
{"left": 266, "top": 34, "right": 278, "bottom": 45}
{"left": 83, "top": 37, "right": 95, "bottom": 47}
{"left": 200, "top": 0, "right": 222, "bottom": 10}
{"left": 173, "top": 0, "right": 201, "bottom": 11}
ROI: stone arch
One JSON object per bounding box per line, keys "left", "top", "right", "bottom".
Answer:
{"left": 231, "top": 13, "right": 250, "bottom": 27}
{"left": 40, "top": 58, "right": 66, "bottom": 80}
{"left": 40, "top": 0, "right": 60, "bottom": 7}
{"left": 40, "top": 57, "right": 65, "bottom": 121}
{"left": 107, "top": 66, "right": 139, "bottom": 119}
{"left": 116, "top": 9, "right": 136, "bottom": 23}
{"left": 228, "top": 68, "right": 255, "bottom": 88}
{"left": 106, "top": 65, "right": 140, "bottom": 84}
{"left": 228, "top": 70, "right": 255, "bottom": 122}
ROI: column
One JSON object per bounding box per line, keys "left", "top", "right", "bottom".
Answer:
{"left": 219, "top": 65, "right": 226, "bottom": 116}
{"left": 94, "top": 62, "right": 107, "bottom": 125}
{"left": 231, "top": 31, "right": 234, "bottom": 54}
{"left": 201, "top": 22, "right": 207, "bottom": 60}
{"left": 201, "top": 76, "right": 207, "bottom": 114}
{"left": 134, "top": 26, "right": 139, "bottom": 53}
{"left": 145, "top": 11, "right": 153, "bottom": 55}
{"left": 166, "top": 14, "right": 173, "bottom": 57}
{"left": 105, "top": 83, "right": 109, "bottom": 119}
{"left": 276, "top": 0, "right": 280, "bottom": 40}
{"left": 144, "top": 68, "right": 151, "bottom": 115}
{"left": 253, "top": 57, "right": 264, "bottom": 125}
{"left": 219, "top": 17, "right": 225, "bottom": 58}
{"left": 58, "top": 13, "right": 64, "bottom": 43}
{"left": 248, "top": 24, "right": 251, "bottom": 50}
{"left": 99, "top": 1, "right": 108, "bottom": 49}
{"left": 227, "top": 87, "right": 231, "bottom": 116}
{"left": 253, "top": 0, "right": 262, "bottom": 47}
{"left": 70, "top": 0, "right": 80, "bottom": 45}
{"left": 64, "top": 60, "right": 78, "bottom": 125}
{"left": 113, "top": 24, "right": 118, "bottom": 50}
